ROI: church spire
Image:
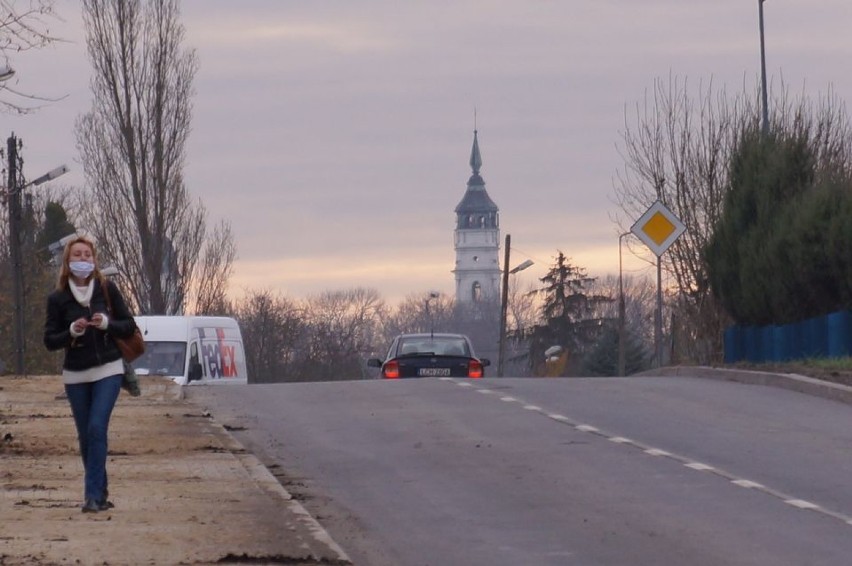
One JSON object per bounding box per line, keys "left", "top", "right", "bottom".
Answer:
{"left": 469, "top": 129, "right": 482, "bottom": 175}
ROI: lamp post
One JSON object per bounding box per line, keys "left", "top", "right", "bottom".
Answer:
{"left": 758, "top": 0, "right": 769, "bottom": 135}
{"left": 6, "top": 132, "right": 68, "bottom": 375}
{"left": 498, "top": 233, "right": 533, "bottom": 377}
{"left": 424, "top": 291, "right": 438, "bottom": 334}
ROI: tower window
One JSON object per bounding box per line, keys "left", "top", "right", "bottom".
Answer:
{"left": 472, "top": 281, "right": 481, "bottom": 302}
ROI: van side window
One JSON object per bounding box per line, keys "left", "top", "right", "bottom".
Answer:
{"left": 189, "top": 343, "right": 204, "bottom": 380}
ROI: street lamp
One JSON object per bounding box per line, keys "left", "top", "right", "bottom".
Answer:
{"left": 498, "top": 233, "right": 534, "bottom": 377}
{"left": 424, "top": 291, "right": 438, "bottom": 334}
{"left": 758, "top": 0, "right": 769, "bottom": 135}
{"left": 6, "top": 132, "right": 68, "bottom": 375}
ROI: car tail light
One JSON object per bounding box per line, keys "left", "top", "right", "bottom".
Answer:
{"left": 468, "top": 359, "right": 483, "bottom": 378}
{"left": 383, "top": 361, "right": 400, "bottom": 379}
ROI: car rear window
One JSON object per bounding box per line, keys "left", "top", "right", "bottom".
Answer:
{"left": 398, "top": 338, "right": 469, "bottom": 357}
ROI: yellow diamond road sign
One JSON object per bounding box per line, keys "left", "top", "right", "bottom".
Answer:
{"left": 630, "top": 200, "right": 686, "bottom": 257}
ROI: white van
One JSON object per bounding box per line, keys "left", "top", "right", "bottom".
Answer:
{"left": 131, "top": 316, "right": 248, "bottom": 385}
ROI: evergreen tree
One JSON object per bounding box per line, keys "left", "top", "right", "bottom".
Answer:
{"left": 35, "top": 201, "right": 76, "bottom": 263}
{"left": 706, "top": 127, "right": 852, "bottom": 325}
{"left": 581, "top": 323, "right": 651, "bottom": 377}
{"left": 528, "top": 252, "right": 612, "bottom": 376}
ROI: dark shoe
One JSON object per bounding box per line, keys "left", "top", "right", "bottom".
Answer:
{"left": 81, "top": 499, "right": 100, "bottom": 513}
{"left": 98, "top": 499, "right": 115, "bottom": 510}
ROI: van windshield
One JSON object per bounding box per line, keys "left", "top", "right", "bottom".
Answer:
{"left": 131, "top": 342, "right": 186, "bottom": 377}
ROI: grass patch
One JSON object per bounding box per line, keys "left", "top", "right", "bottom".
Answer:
{"left": 797, "top": 357, "right": 852, "bottom": 371}
{"left": 728, "top": 357, "right": 852, "bottom": 387}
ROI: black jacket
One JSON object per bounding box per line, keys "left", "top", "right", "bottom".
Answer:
{"left": 44, "top": 278, "right": 137, "bottom": 371}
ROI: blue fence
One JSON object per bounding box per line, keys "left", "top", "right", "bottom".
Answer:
{"left": 724, "top": 310, "right": 852, "bottom": 363}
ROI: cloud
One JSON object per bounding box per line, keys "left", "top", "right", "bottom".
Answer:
{"left": 7, "top": 1, "right": 852, "bottom": 309}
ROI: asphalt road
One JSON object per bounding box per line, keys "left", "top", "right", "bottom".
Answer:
{"left": 188, "top": 375, "right": 852, "bottom": 566}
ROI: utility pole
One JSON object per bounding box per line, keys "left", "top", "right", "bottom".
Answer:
{"left": 758, "top": 0, "right": 769, "bottom": 135}
{"left": 498, "top": 234, "right": 511, "bottom": 377}
{"left": 4, "top": 135, "right": 68, "bottom": 376}
{"left": 617, "top": 232, "right": 629, "bottom": 376}
{"left": 7, "top": 133, "right": 25, "bottom": 376}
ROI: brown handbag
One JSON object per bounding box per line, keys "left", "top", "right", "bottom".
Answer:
{"left": 114, "top": 327, "right": 145, "bottom": 362}
{"left": 102, "top": 279, "right": 145, "bottom": 362}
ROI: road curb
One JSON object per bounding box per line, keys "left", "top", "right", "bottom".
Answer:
{"left": 204, "top": 418, "right": 353, "bottom": 564}
{"left": 645, "top": 365, "right": 852, "bottom": 406}
{"left": 172, "top": 379, "right": 352, "bottom": 563}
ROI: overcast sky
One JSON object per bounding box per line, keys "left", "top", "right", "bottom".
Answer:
{"left": 5, "top": 1, "right": 852, "bottom": 305}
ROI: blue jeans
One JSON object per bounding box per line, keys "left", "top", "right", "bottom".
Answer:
{"left": 65, "top": 374, "right": 122, "bottom": 502}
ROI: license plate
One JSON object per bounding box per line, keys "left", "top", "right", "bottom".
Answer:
{"left": 419, "top": 367, "right": 450, "bottom": 377}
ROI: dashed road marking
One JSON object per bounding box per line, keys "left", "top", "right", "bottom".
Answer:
{"left": 786, "top": 499, "right": 820, "bottom": 510}
{"left": 732, "top": 479, "right": 765, "bottom": 489}
{"left": 445, "top": 378, "right": 852, "bottom": 528}
{"left": 685, "top": 462, "right": 715, "bottom": 471}
{"left": 645, "top": 448, "right": 671, "bottom": 457}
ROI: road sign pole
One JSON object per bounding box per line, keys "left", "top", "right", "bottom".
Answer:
{"left": 655, "top": 260, "right": 663, "bottom": 368}
{"left": 630, "top": 200, "right": 686, "bottom": 369}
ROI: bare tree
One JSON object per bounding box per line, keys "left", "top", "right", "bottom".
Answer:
{"left": 613, "top": 75, "right": 751, "bottom": 363}
{"left": 75, "top": 0, "right": 233, "bottom": 315}
{"left": 380, "top": 291, "right": 456, "bottom": 342}
{"left": 586, "top": 273, "right": 656, "bottom": 356}
{"left": 507, "top": 279, "right": 538, "bottom": 337}
{"left": 299, "top": 288, "right": 387, "bottom": 381}
{"left": 233, "top": 289, "right": 303, "bottom": 383}
{"left": 190, "top": 219, "right": 236, "bottom": 315}
{"left": 615, "top": 76, "right": 852, "bottom": 363}
{"left": 0, "top": 0, "right": 62, "bottom": 113}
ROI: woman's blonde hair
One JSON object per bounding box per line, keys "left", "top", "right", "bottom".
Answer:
{"left": 56, "top": 235, "right": 106, "bottom": 291}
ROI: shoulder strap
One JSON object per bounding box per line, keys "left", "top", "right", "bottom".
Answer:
{"left": 101, "top": 277, "right": 114, "bottom": 315}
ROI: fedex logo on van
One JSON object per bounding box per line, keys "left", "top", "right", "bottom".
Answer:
{"left": 198, "top": 327, "right": 239, "bottom": 378}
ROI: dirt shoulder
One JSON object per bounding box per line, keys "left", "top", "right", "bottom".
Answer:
{"left": 0, "top": 375, "right": 349, "bottom": 566}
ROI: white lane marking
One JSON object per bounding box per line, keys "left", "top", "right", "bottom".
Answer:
{"left": 732, "top": 479, "right": 765, "bottom": 489}
{"left": 444, "top": 380, "right": 852, "bottom": 528}
{"left": 644, "top": 448, "right": 671, "bottom": 457}
{"left": 685, "top": 462, "right": 715, "bottom": 471}
{"left": 786, "top": 499, "right": 821, "bottom": 510}
{"left": 476, "top": 389, "right": 493, "bottom": 394}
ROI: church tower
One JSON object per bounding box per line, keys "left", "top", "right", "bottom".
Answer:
{"left": 453, "top": 130, "right": 500, "bottom": 303}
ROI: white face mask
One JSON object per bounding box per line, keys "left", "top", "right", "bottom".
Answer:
{"left": 69, "top": 261, "right": 95, "bottom": 279}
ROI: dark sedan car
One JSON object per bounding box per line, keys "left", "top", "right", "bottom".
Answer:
{"left": 367, "top": 333, "right": 490, "bottom": 379}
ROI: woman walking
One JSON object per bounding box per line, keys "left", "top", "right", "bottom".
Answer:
{"left": 43, "top": 236, "right": 137, "bottom": 513}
